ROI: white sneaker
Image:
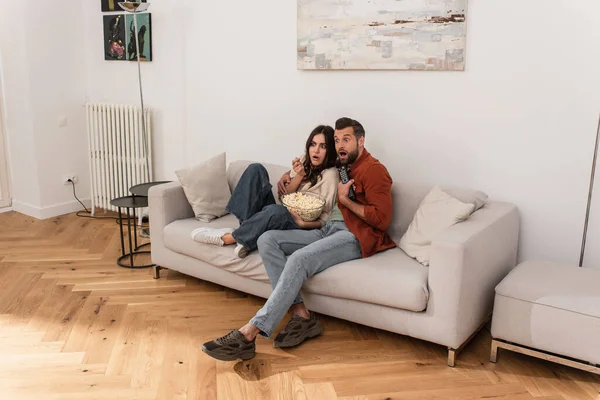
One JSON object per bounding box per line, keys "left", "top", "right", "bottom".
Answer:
{"left": 234, "top": 244, "right": 249, "bottom": 259}
{"left": 191, "top": 227, "right": 234, "bottom": 246}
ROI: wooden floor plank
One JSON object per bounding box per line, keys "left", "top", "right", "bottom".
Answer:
{"left": 106, "top": 311, "right": 148, "bottom": 377}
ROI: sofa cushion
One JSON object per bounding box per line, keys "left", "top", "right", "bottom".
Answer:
{"left": 164, "top": 216, "right": 430, "bottom": 312}
{"left": 304, "top": 247, "right": 429, "bottom": 312}
{"left": 495, "top": 260, "right": 600, "bottom": 318}
{"left": 163, "top": 216, "right": 270, "bottom": 282}
{"left": 175, "top": 152, "right": 231, "bottom": 222}
{"left": 399, "top": 186, "right": 475, "bottom": 266}
{"left": 444, "top": 187, "right": 488, "bottom": 212}
{"left": 387, "top": 182, "right": 488, "bottom": 245}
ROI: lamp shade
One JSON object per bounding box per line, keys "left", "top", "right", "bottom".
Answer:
{"left": 118, "top": 2, "right": 151, "bottom": 13}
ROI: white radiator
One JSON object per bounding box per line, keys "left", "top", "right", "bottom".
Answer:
{"left": 85, "top": 103, "right": 153, "bottom": 214}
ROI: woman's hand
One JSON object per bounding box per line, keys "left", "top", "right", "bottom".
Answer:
{"left": 292, "top": 157, "right": 306, "bottom": 177}
{"left": 289, "top": 210, "right": 307, "bottom": 228}
{"left": 277, "top": 171, "right": 291, "bottom": 196}
{"left": 289, "top": 210, "right": 322, "bottom": 230}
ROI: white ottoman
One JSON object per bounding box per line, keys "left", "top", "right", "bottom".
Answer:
{"left": 490, "top": 260, "right": 600, "bottom": 375}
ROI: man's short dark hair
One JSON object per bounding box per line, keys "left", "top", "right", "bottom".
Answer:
{"left": 335, "top": 117, "right": 365, "bottom": 139}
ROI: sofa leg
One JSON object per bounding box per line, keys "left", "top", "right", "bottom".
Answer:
{"left": 153, "top": 265, "right": 163, "bottom": 279}
{"left": 448, "top": 349, "right": 457, "bottom": 367}
{"left": 490, "top": 339, "right": 600, "bottom": 375}
{"left": 490, "top": 339, "right": 499, "bottom": 363}
{"left": 447, "top": 316, "right": 491, "bottom": 367}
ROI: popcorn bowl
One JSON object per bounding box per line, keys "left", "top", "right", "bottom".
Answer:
{"left": 281, "top": 192, "right": 325, "bottom": 222}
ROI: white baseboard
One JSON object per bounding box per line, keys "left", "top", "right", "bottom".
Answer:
{"left": 12, "top": 200, "right": 42, "bottom": 219}
{"left": 0, "top": 206, "right": 13, "bottom": 214}
{"left": 12, "top": 199, "right": 91, "bottom": 220}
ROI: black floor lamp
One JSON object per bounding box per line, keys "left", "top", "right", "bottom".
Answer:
{"left": 118, "top": 1, "right": 151, "bottom": 179}
{"left": 118, "top": 1, "right": 159, "bottom": 237}
{"left": 579, "top": 112, "right": 600, "bottom": 267}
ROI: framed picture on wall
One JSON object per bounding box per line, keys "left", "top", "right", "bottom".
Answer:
{"left": 125, "top": 13, "right": 152, "bottom": 62}
{"left": 103, "top": 14, "right": 126, "bottom": 61}
{"left": 297, "top": 0, "right": 467, "bottom": 70}
{"left": 101, "top": 0, "right": 146, "bottom": 12}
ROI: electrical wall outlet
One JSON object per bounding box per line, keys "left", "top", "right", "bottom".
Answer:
{"left": 62, "top": 174, "right": 78, "bottom": 185}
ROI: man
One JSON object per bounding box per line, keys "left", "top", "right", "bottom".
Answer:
{"left": 201, "top": 117, "right": 396, "bottom": 361}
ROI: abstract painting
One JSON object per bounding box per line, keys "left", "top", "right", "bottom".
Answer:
{"left": 103, "top": 14, "right": 126, "bottom": 61}
{"left": 101, "top": 0, "right": 146, "bottom": 12}
{"left": 297, "top": 0, "right": 467, "bottom": 70}
{"left": 125, "top": 13, "right": 152, "bottom": 62}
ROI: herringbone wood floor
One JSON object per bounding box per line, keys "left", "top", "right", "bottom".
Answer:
{"left": 0, "top": 210, "right": 599, "bottom": 400}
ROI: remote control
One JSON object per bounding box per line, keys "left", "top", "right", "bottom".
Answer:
{"left": 338, "top": 165, "right": 356, "bottom": 201}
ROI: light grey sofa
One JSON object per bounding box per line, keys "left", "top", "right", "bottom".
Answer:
{"left": 149, "top": 160, "right": 520, "bottom": 366}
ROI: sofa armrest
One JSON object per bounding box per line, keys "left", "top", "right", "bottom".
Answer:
{"left": 148, "top": 182, "right": 194, "bottom": 249}
{"left": 427, "top": 201, "right": 520, "bottom": 349}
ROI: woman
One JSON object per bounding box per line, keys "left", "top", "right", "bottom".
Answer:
{"left": 192, "top": 125, "right": 339, "bottom": 258}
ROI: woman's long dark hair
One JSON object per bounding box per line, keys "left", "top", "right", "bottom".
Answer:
{"left": 303, "top": 125, "right": 336, "bottom": 187}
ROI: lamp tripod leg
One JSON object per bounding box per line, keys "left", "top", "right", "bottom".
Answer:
{"left": 133, "top": 13, "right": 151, "bottom": 181}
{"left": 580, "top": 112, "right": 600, "bottom": 267}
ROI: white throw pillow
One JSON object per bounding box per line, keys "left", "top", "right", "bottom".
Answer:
{"left": 175, "top": 152, "right": 231, "bottom": 222}
{"left": 400, "top": 186, "right": 475, "bottom": 266}
{"left": 442, "top": 187, "right": 488, "bottom": 212}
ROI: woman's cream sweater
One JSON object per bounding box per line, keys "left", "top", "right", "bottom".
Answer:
{"left": 289, "top": 158, "right": 339, "bottom": 224}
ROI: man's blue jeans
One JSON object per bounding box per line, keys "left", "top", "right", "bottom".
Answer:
{"left": 250, "top": 222, "right": 362, "bottom": 338}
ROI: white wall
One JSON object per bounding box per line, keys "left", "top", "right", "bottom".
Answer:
{"left": 0, "top": 2, "right": 41, "bottom": 211}
{"left": 0, "top": 0, "right": 90, "bottom": 218}
{"left": 6, "top": 0, "right": 600, "bottom": 266}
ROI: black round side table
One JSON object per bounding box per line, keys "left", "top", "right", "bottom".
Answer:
{"left": 110, "top": 195, "right": 153, "bottom": 269}
{"left": 129, "top": 181, "right": 171, "bottom": 237}
{"left": 129, "top": 181, "right": 172, "bottom": 197}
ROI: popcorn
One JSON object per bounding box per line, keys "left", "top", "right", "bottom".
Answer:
{"left": 282, "top": 192, "right": 323, "bottom": 209}
{"left": 281, "top": 192, "right": 325, "bottom": 222}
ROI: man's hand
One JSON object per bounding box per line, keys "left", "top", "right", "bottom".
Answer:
{"left": 338, "top": 179, "right": 355, "bottom": 205}
{"left": 292, "top": 157, "right": 306, "bottom": 178}
{"left": 277, "top": 171, "right": 291, "bottom": 197}
{"left": 338, "top": 178, "right": 367, "bottom": 221}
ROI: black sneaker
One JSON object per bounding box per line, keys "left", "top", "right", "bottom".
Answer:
{"left": 201, "top": 330, "right": 256, "bottom": 361}
{"left": 273, "top": 313, "right": 323, "bottom": 348}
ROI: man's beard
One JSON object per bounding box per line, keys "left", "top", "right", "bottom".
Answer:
{"left": 339, "top": 148, "right": 359, "bottom": 165}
